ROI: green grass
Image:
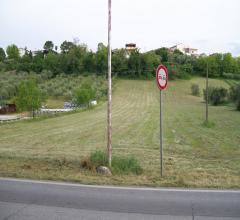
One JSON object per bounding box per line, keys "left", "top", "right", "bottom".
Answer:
{"left": 87, "top": 150, "right": 143, "bottom": 175}
{"left": 224, "top": 79, "right": 240, "bottom": 87}
{"left": 45, "top": 98, "right": 64, "bottom": 108}
{"left": 0, "top": 77, "right": 239, "bottom": 188}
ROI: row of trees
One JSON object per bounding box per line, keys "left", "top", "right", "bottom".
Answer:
{"left": 1, "top": 41, "right": 240, "bottom": 79}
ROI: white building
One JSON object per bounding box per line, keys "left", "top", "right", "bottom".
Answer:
{"left": 169, "top": 43, "right": 198, "bottom": 56}
{"left": 18, "top": 48, "right": 27, "bottom": 57}
{"left": 125, "top": 43, "right": 137, "bottom": 58}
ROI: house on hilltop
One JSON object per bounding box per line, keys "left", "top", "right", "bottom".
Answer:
{"left": 125, "top": 43, "right": 138, "bottom": 58}
{"left": 170, "top": 43, "right": 198, "bottom": 56}
{"left": 18, "top": 47, "right": 29, "bottom": 57}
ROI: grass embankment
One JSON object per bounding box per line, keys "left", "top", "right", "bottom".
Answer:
{"left": 0, "top": 78, "right": 239, "bottom": 188}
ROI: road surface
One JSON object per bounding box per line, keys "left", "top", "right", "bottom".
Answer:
{"left": 0, "top": 178, "right": 239, "bottom": 220}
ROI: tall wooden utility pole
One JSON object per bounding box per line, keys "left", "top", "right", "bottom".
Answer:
{"left": 107, "top": 0, "right": 112, "bottom": 167}
{"left": 205, "top": 61, "right": 209, "bottom": 123}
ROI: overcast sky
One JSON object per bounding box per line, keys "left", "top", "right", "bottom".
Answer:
{"left": 1, "top": 0, "right": 240, "bottom": 56}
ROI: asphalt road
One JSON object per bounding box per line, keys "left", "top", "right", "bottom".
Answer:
{"left": 0, "top": 178, "right": 239, "bottom": 220}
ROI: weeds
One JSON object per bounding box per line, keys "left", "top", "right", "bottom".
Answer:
{"left": 81, "top": 150, "right": 143, "bottom": 175}
{"left": 202, "top": 121, "right": 215, "bottom": 128}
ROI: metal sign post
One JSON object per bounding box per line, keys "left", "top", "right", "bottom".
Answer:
{"left": 156, "top": 65, "right": 168, "bottom": 177}
{"left": 159, "top": 90, "right": 163, "bottom": 177}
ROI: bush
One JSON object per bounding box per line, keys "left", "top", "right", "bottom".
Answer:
{"left": 191, "top": 84, "right": 200, "bottom": 96}
{"left": 84, "top": 150, "right": 143, "bottom": 175}
{"left": 203, "top": 86, "right": 228, "bottom": 105}
{"left": 90, "top": 150, "right": 108, "bottom": 166}
{"left": 229, "top": 84, "right": 240, "bottom": 111}
{"left": 112, "top": 156, "right": 143, "bottom": 175}
{"left": 74, "top": 82, "right": 96, "bottom": 107}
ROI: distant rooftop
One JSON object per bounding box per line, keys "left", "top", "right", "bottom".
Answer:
{"left": 125, "top": 43, "right": 136, "bottom": 48}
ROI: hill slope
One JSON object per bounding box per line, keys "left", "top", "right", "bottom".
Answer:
{"left": 0, "top": 78, "right": 239, "bottom": 188}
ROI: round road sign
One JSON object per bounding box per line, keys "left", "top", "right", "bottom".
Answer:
{"left": 156, "top": 64, "right": 168, "bottom": 90}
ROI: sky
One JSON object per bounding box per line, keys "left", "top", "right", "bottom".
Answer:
{"left": 1, "top": 0, "right": 240, "bottom": 56}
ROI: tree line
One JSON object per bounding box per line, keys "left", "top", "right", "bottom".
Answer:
{"left": 0, "top": 41, "right": 240, "bottom": 79}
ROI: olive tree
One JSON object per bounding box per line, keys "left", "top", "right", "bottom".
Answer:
{"left": 74, "top": 82, "right": 96, "bottom": 107}
{"left": 16, "top": 80, "right": 45, "bottom": 117}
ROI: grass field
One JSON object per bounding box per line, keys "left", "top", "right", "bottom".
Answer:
{"left": 0, "top": 77, "right": 239, "bottom": 188}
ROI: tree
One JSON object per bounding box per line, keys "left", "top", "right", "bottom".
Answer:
{"left": 222, "top": 53, "right": 235, "bottom": 74}
{"left": 43, "top": 41, "right": 54, "bottom": 51}
{"left": 16, "top": 80, "right": 45, "bottom": 117}
{"left": 173, "top": 49, "right": 184, "bottom": 55}
{"left": 96, "top": 43, "right": 108, "bottom": 74}
{"left": 60, "top": 41, "right": 74, "bottom": 53}
{"left": 155, "top": 47, "right": 169, "bottom": 62}
{"left": 6, "top": 44, "right": 20, "bottom": 59}
{"left": 74, "top": 82, "right": 96, "bottom": 107}
{"left": 206, "top": 55, "right": 221, "bottom": 77}
{"left": 0, "top": 48, "right": 6, "bottom": 61}
{"left": 59, "top": 45, "right": 86, "bottom": 74}
{"left": 44, "top": 52, "right": 60, "bottom": 75}
{"left": 112, "top": 48, "right": 128, "bottom": 76}
{"left": 128, "top": 50, "right": 141, "bottom": 77}
{"left": 140, "top": 52, "right": 160, "bottom": 78}
{"left": 83, "top": 51, "right": 96, "bottom": 73}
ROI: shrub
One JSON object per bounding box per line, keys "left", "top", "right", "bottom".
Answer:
{"left": 80, "top": 159, "right": 95, "bottom": 171}
{"left": 84, "top": 150, "right": 143, "bottom": 175}
{"left": 90, "top": 150, "right": 108, "bottom": 166}
{"left": 112, "top": 156, "right": 143, "bottom": 175}
{"left": 203, "top": 86, "right": 228, "bottom": 105}
{"left": 191, "top": 84, "right": 200, "bottom": 96}
{"left": 229, "top": 84, "right": 240, "bottom": 111}
{"left": 41, "top": 70, "right": 53, "bottom": 80}
{"left": 74, "top": 82, "right": 96, "bottom": 107}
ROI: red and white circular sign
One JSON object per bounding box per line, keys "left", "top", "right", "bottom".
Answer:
{"left": 156, "top": 64, "right": 168, "bottom": 90}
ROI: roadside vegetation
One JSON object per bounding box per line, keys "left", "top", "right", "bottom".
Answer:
{"left": 81, "top": 150, "right": 143, "bottom": 175}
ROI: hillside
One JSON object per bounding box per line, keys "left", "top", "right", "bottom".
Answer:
{"left": 0, "top": 78, "right": 239, "bottom": 188}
